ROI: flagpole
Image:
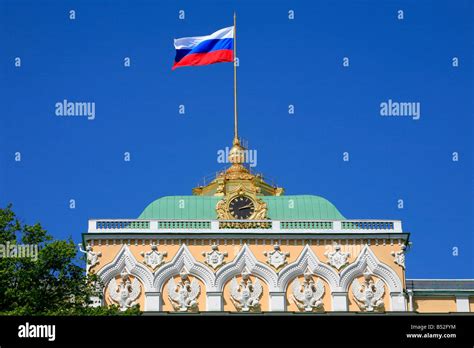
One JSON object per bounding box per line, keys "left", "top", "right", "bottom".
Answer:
{"left": 233, "top": 12, "right": 239, "bottom": 145}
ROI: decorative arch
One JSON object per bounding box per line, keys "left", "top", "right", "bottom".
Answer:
{"left": 153, "top": 244, "right": 215, "bottom": 292}
{"left": 278, "top": 244, "right": 340, "bottom": 292}
{"left": 339, "top": 245, "right": 403, "bottom": 293}
{"left": 97, "top": 244, "right": 154, "bottom": 292}
{"left": 215, "top": 244, "right": 279, "bottom": 292}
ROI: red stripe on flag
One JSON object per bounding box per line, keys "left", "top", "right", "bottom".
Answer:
{"left": 172, "top": 49, "right": 233, "bottom": 70}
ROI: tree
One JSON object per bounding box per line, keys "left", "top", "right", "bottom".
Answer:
{"left": 0, "top": 204, "right": 140, "bottom": 315}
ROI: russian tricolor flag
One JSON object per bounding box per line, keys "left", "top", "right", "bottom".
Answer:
{"left": 172, "top": 26, "right": 234, "bottom": 70}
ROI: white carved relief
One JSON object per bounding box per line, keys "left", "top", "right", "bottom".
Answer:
{"left": 94, "top": 243, "right": 404, "bottom": 312}
{"left": 167, "top": 269, "right": 200, "bottom": 312}
{"left": 153, "top": 244, "right": 215, "bottom": 293}
{"left": 278, "top": 245, "right": 340, "bottom": 293}
{"left": 264, "top": 244, "right": 290, "bottom": 270}
{"left": 324, "top": 244, "right": 350, "bottom": 270}
{"left": 215, "top": 244, "right": 278, "bottom": 293}
{"left": 229, "top": 270, "right": 263, "bottom": 312}
{"left": 351, "top": 270, "right": 385, "bottom": 312}
{"left": 140, "top": 243, "right": 167, "bottom": 271}
{"left": 108, "top": 270, "right": 141, "bottom": 311}
{"left": 391, "top": 245, "right": 406, "bottom": 269}
{"left": 291, "top": 269, "right": 325, "bottom": 312}
{"left": 202, "top": 244, "right": 228, "bottom": 270}
{"left": 78, "top": 243, "right": 102, "bottom": 273}
{"left": 97, "top": 245, "right": 154, "bottom": 293}
{"left": 339, "top": 245, "right": 403, "bottom": 294}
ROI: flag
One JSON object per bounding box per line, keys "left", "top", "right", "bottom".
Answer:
{"left": 172, "top": 26, "right": 234, "bottom": 70}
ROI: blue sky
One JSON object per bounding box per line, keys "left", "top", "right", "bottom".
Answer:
{"left": 0, "top": 0, "right": 472, "bottom": 278}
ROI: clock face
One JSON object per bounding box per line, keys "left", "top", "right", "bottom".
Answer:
{"left": 229, "top": 196, "right": 255, "bottom": 220}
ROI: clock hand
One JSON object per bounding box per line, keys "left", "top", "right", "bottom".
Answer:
{"left": 239, "top": 205, "right": 253, "bottom": 210}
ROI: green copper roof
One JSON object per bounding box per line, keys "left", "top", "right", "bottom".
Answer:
{"left": 138, "top": 195, "right": 345, "bottom": 220}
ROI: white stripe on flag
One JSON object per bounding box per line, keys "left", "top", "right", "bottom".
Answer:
{"left": 174, "top": 26, "right": 234, "bottom": 50}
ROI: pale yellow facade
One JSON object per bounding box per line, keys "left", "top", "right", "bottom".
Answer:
{"left": 86, "top": 236, "right": 414, "bottom": 313}
{"left": 90, "top": 238, "right": 406, "bottom": 284}
{"left": 414, "top": 297, "right": 457, "bottom": 313}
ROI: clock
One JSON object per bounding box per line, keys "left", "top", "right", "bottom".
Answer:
{"left": 228, "top": 196, "right": 255, "bottom": 220}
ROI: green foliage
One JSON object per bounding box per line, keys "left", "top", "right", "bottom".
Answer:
{"left": 0, "top": 204, "right": 141, "bottom": 316}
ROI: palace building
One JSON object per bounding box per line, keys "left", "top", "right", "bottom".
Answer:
{"left": 80, "top": 133, "right": 474, "bottom": 314}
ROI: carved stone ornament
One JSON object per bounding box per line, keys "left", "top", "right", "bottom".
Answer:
{"left": 167, "top": 270, "right": 200, "bottom": 312}
{"left": 215, "top": 185, "right": 267, "bottom": 220}
{"left": 263, "top": 244, "right": 290, "bottom": 270}
{"left": 291, "top": 270, "right": 325, "bottom": 312}
{"left": 78, "top": 243, "right": 102, "bottom": 273}
{"left": 140, "top": 243, "right": 167, "bottom": 271}
{"left": 216, "top": 199, "right": 228, "bottom": 220}
{"left": 215, "top": 180, "right": 225, "bottom": 196}
{"left": 324, "top": 244, "right": 350, "bottom": 270}
{"left": 108, "top": 270, "right": 141, "bottom": 311}
{"left": 351, "top": 270, "right": 385, "bottom": 312}
{"left": 391, "top": 244, "right": 406, "bottom": 269}
{"left": 230, "top": 270, "right": 263, "bottom": 312}
{"left": 218, "top": 221, "right": 272, "bottom": 229}
{"left": 202, "top": 244, "right": 228, "bottom": 270}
